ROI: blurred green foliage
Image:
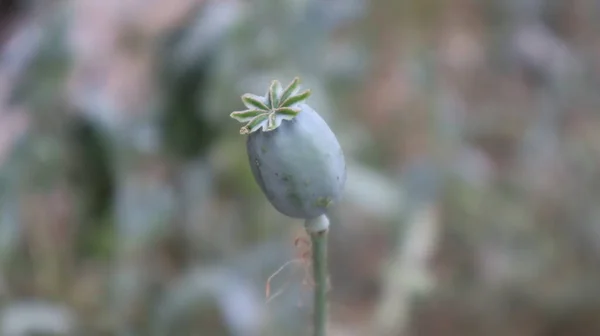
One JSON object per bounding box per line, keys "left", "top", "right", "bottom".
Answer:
{"left": 1, "top": 0, "right": 600, "bottom": 335}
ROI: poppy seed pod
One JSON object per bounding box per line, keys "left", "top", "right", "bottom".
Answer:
{"left": 231, "top": 78, "right": 346, "bottom": 219}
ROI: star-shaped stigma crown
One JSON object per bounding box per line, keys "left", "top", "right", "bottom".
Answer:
{"left": 230, "top": 77, "right": 311, "bottom": 134}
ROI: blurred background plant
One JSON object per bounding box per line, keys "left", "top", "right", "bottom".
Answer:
{"left": 1, "top": 0, "right": 600, "bottom": 335}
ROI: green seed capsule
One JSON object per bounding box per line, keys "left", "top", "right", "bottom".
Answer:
{"left": 231, "top": 78, "right": 346, "bottom": 219}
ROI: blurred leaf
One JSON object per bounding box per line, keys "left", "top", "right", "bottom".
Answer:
{"left": 152, "top": 267, "right": 265, "bottom": 336}
{"left": 343, "top": 162, "right": 404, "bottom": 221}
{"left": 9, "top": 8, "right": 70, "bottom": 110}
{"left": 115, "top": 174, "right": 176, "bottom": 252}
{"left": 0, "top": 301, "right": 76, "bottom": 336}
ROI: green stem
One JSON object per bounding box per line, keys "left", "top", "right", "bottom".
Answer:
{"left": 305, "top": 215, "right": 330, "bottom": 336}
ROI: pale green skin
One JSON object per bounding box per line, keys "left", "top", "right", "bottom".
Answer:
{"left": 247, "top": 103, "right": 346, "bottom": 219}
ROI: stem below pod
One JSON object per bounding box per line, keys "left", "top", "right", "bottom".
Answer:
{"left": 305, "top": 215, "right": 330, "bottom": 336}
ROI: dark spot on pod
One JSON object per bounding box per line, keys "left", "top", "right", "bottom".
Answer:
{"left": 287, "top": 192, "right": 303, "bottom": 208}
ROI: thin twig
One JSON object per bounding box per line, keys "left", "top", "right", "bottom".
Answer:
{"left": 265, "top": 259, "right": 303, "bottom": 301}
